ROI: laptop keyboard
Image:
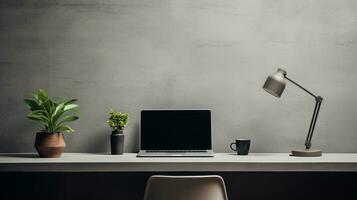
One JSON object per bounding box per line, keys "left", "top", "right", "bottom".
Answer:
{"left": 146, "top": 150, "right": 207, "bottom": 153}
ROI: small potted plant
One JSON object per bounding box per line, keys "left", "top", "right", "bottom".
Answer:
{"left": 107, "top": 109, "right": 129, "bottom": 155}
{"left": 24, "top": 89, "right": 79, "bottom": 158}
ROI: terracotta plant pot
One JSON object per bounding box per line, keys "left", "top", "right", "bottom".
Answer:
{"left": 34, "top": 132, "right": 66, "bottom": 158}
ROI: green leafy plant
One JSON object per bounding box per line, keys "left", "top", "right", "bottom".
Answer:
{"left": 107, "top": 109, "right": 129, "bottom": 133}
{"left": 24, "top": 89, "right": 79, "bottom": 133}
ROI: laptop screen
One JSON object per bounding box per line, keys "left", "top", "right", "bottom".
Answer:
{"left": 141, "top": 110, "right": 212, "bottom": 150}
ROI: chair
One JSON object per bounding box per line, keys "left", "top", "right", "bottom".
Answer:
{"left": 143, "top": 175, "right": 228, "bottom": 200}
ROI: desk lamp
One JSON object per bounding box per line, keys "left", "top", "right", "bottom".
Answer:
{"left": 263, "top": 68, "right": 323, "bottom": 157}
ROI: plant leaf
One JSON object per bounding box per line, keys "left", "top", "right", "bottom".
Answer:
{"left": 25, "top": 89, "right": 79, "bottom": 134}
{"left": 53, "top": 103, "right": 65, "bottom": 117}
{"left": 37, "top": 89, "right": 49, "bottom": 102}
{"left": 64, "top": 104, "right": 78, "bottom": 111}
{"left": 27, "top": 113, "right": 48, "bottom": 123}
{"left": 41, "top": 100, "right": 53, "bottom": 118}
{"left": 64, "top": 99, "right": 77, "bottom": 105}
{"left": 55, "top": 125, "right": 74, "bottom": 133}
{"left": 58, "top": 115, "right": 79, "bottom": 125}
{"left": 30, "top": 110, "right": 49, "bottom": 120}
{"left": 24, "top": 99, "right": 40, "bottom": 111}
{"left": 51, "top": 103, "right": 65, "bottom": 124}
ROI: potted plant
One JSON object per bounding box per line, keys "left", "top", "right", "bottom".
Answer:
{"left": 24, "top": 89, "right": 79, "bottom": 158}
{"left": 107, "top": 109, "right": 129, "bottom": 155}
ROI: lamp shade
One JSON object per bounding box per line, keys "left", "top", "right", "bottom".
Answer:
{"left": 263, "top": 68, "right": 287, "bottom": 98}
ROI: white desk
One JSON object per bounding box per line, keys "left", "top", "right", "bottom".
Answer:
{"left": 0, "top": 153, "right": 357, "bottom": 172}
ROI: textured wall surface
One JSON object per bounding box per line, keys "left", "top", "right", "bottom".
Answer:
{"left": 0, "top": 0, "right": 356, "bottom": 153}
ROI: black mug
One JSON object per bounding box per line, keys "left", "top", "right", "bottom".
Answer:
{"left": 230, "top": 139, "right": 250, "bottom": 155}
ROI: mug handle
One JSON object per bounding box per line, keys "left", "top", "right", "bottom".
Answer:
{"left": 230, "top": 142, "right": 237, "bottom": 151}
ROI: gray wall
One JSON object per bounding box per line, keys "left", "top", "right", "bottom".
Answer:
{"left": 1, "top": 0, "right": 357, "bottom": 153}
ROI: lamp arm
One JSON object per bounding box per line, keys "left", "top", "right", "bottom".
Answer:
{"left": 304, "top": 96, "right": 323, "bottom": 149}
{"left": 285, "top": 76, "right": 323, "bottom": 149}
{"left": 285, "top": 76, "right": 317, "bottom": 99}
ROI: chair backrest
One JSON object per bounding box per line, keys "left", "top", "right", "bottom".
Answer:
{"left": 143, "top": 175, "right": 228, "bottom": 200}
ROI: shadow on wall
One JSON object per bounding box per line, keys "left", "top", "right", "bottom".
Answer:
{"left": 128, "top": 122, "right": 140, "bottom": 153}
{"left": 237, "top": 119, "right": 286, "bottom": 153}
{"left": 0, "top": 117, "right": 36, "bottom": 153}
{"left": 80, "top": 130, "right": 109, "bottom": 153}
{"left": 75, "top": 122, "right": 140, "bottom": 154}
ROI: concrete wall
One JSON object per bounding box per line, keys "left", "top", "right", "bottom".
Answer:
{"left": 0, "top": 0, "right": 356, "bottom": 153}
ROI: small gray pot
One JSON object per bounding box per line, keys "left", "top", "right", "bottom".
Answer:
{"left": 110, "top": 130, "right": 124, "bottom": 155}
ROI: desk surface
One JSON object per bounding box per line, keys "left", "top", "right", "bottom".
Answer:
{"left": 0, "top": 153, "right": 357, "bottom": 172}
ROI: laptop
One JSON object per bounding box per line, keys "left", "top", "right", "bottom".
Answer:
{"left": 137, "top": 110, "right": 214, "bottom": 157}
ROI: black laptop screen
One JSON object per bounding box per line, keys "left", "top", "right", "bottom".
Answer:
{"left": 141, "top": 110, "right": 212, "bottom": 150}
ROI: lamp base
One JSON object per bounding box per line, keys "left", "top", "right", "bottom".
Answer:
{"left": 290, "top": 149, "right": 322, "bottom": 157}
